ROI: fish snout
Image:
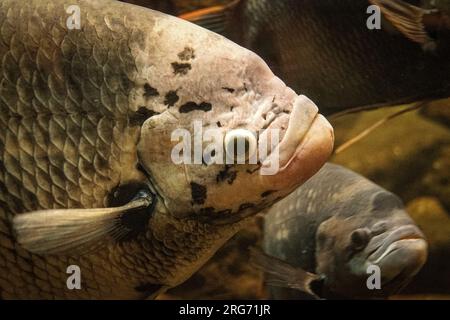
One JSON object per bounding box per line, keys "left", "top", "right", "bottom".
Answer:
{"left": 367, "top": 225, "right": 428, "bottom": 290}
{"left": 260, "top": 95, "right": 334, "bottom": 190}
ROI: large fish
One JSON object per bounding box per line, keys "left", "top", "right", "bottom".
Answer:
{"left": 0, "top": 0, "right": 334, "bottom": 299}
{"left": 178, "top": 0, "right": 450, "bottom": 115}
{"left": 258, "top": 163, "right": 427, "bottom": 299}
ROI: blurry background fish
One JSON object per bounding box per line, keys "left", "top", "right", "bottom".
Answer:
{"left": 120, "top": 0, "right": 450, "bottom": 300}
{"left": 124, "top": 0, "right": 450, "bottom": 115}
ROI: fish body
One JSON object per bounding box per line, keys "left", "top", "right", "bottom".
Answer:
{"left": 179, "top": 0, "right": 450, "bottom": 115}
{"left": 263, "top": 163, "right": 427, "bottom": 299}
{"left": 0, "top": 0, "right": 334, "bottom": 299}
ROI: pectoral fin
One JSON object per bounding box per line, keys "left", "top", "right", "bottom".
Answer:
{"left": 249, "top": 248, "right": 322, "bottom": 299}
{"left": 179, "top": 0, "right": 240, "bottom": 36}
{"left": 370, "top": 0, "right": 437, "bottom": 49}
{"left": 13, "top": 190, "right": 155, "bottom": 255}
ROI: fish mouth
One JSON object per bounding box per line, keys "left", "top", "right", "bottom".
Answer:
{"left": 260, "top": 95, "right": 334, "bottom": 189}
{"left": 196, "top": 95, "right": 333, "bottom": 226}
{"left": 367, "top": 225, "right": 428, "bottom": 291}
{"left": 367, "top": 225, "right": 426, "bottom": 263}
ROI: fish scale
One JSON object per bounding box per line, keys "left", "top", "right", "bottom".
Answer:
{"left": 0, "top": 0, "right": 202, "bottom": 299}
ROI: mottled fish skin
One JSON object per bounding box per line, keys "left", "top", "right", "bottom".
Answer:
{"left": 0, "top": 0, "right": 208, "bottom": 300}
{"left": 264, "top": 163, "right": 427, "bottom": 299}
{"left": 0, "top": 0, "right": 334, "bottom": 299}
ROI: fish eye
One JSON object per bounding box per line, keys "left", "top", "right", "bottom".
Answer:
{"left": 224, "top": 129, "right": 257, "bottom": 162}
{"left": 350, "top": 228, "right": 371, "bottom": 251}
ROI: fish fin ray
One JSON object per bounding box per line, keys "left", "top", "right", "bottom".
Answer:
{"left": 13, "top": 193, "right": 153, "bottom": 255}
{"left": 370, "top": 0, "right": 436, "bottom": 49}
{"left": 249, "top": 248, "right": 321, "bottom": 299}
{"left": 179, "top": 0, "right": 240, "bottom": 36}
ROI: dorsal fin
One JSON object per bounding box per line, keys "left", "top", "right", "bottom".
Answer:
{"left": 370, "top": 0, "right": 437, "bottom": 50}
{"left": 179, "top": 0, "right": 241, "bottom": 36}
{"left": 13, "top": 190, "right": 155, "bottom": 255}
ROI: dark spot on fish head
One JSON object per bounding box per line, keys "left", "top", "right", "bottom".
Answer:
{"left": 195, "top": 204, "right": 246, "bottom": 224}
{"left": 143, "top": 84, "right": 159, "bottom": 98}
{"left": 171, "top": 62, "right": 192, "bottom": 75}
{"left": 164, "top": 90, "right": 180, "bottom": 107}
{"left": 178, "top": 47, "right": 195, "bottom": 61}
{"left": 216, "top": 121, "right": 222, "bottom": 128}
{"left": 222, "top": 87, "right": 235, "bottom": 93}
{"left": 216, "top": 165, "right": 237, "bottom": 185}
{"left": 130, "top": 107, "right": 160, "bottom": 126}
{"left": 239, "top": 203, "right": 255, "bottom": 211}
{"left": 191, "top": 182, "right": 207, "bottom": 205}
{"left": 261, "top": 190, "right": 276, "bottom": 198}
{"left": 179, "top": 102, "right": 212, "bottom": 113}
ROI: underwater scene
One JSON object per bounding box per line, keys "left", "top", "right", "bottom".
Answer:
{"left": 0, "top": 0, "right": 449, "bottom": 301}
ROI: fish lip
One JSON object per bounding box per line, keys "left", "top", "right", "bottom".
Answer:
{"left": 367, "top": 225, "right": 426, "bottom": 264}
{"left": 375, "top": 239, "right": 428, "bottom": 293}
{"left": 364, "top": 230, "right": 427, "bottom": 295}
{"left": 261, "top": 95, "right": 319, "bottom": 171}
{"left": 259, "top": 115, "right": 334, "bottom": 191}
{"left": 372, "top": 238, "right": 427, "bottom": 264}
{"left": 279, "top": 115, "right": 324, "bottom": 168}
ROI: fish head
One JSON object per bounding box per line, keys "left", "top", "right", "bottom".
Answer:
{"left": 315, "top": 191, "right": 427, "bottom": 299}
{"left": 137, "top": 45, "right": 334, "bottom": 227}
